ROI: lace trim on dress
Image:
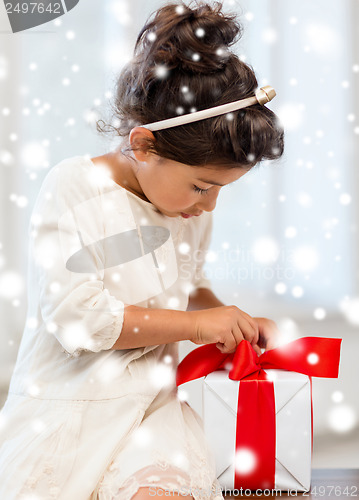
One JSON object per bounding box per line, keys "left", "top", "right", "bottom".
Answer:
{"left": 19, "top": 461, "right": 63, "bottom": 499}
{"left": 97, "top": 441, "right": 224, "bottom": 500}
{"left": 97, "top": 462, "right": 224, "bottom": 500}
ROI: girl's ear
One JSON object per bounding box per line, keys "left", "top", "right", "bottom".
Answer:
{"left": 129, "top": 127, "right": 156, "bottom": 162}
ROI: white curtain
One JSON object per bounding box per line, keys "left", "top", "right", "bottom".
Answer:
{"left": 206, "top": 0, "right": 358, "bottom": 321}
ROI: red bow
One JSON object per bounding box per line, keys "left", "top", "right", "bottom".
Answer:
{"left": 176, "top": 336, "right": 342, "bottom": 386}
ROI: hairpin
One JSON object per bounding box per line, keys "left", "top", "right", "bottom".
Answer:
{"left": 141, "top": 85, "right": 276, "bottom": 131}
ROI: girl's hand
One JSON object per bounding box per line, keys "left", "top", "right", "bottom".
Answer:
{"left": 190, "top": 305, "right": 262, "bottom": 356}
{"left": 252, "top": 317, "right": 281, "bottom": 352}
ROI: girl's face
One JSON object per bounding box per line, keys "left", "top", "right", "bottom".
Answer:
{"left": 125, "top": 127, "right": 249, "bottom": 218}
{"left": 134, "top": 154, "right": 248, "bottom": 218}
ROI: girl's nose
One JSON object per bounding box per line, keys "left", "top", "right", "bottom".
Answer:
{"left": 197, "top": 189, "right": 219, "bottom": 212}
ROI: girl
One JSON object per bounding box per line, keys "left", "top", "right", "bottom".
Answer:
{"left": 0, "top": 1, "right": 284, "bottom": 499}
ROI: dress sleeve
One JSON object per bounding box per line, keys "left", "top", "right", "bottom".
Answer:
{"left": 30, "top": 158, "right": 125, "bottom": 357}
{"left": 191, "top": 211, "right": 213, "bottom": 291}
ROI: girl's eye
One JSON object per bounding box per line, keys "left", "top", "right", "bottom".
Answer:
{"left": 193, "top": 185, "right": 209, "bottom": 195}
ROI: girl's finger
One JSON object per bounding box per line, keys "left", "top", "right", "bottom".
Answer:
{"left": 240, "top": 312, "right": 260, "bottom": 345}
{"left": 236, "top": 317, "right": 257, "bottom": 345}
{"left": 253, "top": 344, "right": 262, "bottom": 357}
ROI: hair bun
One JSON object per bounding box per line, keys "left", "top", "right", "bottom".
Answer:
{"left": 97, "top": 2, "right": 284, "bottom": 170}
{"left": 135, "top": 1, "right": 242, "bottom": 74}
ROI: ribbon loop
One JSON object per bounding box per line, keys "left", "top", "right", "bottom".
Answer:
{"left": 176, "top": 337, "right": 342, "bottom": 386}
{"left": 229, "top": 340, "right": 264, "bottom": 381}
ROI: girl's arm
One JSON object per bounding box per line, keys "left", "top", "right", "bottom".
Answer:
{"left": 110, "top": 305, "right": 197, "bottom": 350}
{"left": 111, "top": 301, "right": 263, "bottom": 355}
{"left": 111, "top": 288, "right": 224, "bottom": 350}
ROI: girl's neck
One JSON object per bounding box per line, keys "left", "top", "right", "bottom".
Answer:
{"left": 92, "top": 149, "right": 151, "bottom": 203}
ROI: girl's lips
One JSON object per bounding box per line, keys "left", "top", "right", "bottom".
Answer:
{"left": 180, "top": 212, "right": 203, "bottom": 218}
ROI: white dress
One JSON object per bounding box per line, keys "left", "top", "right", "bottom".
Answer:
{"left": 0, "top": 155, "right": 224, "bottom": 500}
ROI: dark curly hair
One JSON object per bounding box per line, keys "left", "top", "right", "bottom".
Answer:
{"left": 96, "top": 1, "right": 284, "bottom": 169}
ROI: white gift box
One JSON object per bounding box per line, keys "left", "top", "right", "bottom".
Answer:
{"left": 202, "top": 368, "right": 312, "bottom": 492}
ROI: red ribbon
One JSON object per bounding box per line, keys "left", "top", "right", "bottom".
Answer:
{"left": 176, "top": 337, "right": 342, "bottom": 490}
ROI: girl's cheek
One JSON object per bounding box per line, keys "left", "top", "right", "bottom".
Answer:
{"left": 179, "top": 193, "right": 196, "bottom": 208}
{"left": 163, "top": 190, "right": 193, "bottom": 208}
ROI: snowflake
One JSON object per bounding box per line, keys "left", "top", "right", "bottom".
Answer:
{"left": 252, "top": 236, "right": 279, "bottom": 264}
{"left": 313, "top": 308, "right": 326, "bottom": 320}
{"left": 20, "top": 142, "right": 48, "bottom": 169}
{"left": 292, "top": 286, "right": 304, "bottom": 298}
{"left": 328, "top": 405, "right": 357, "bottom": 433}
{"left": 149, "top": 363, "right": 175, "bottom": 390}
{"left": 285, "top": 226, "right": 297, "bottom": 238}
{"left": 235, "top": 447, "right": 257, "bottom": 474}
{"left": 178, "top": 242, "right": 190, "bottom": 254}
{"left": 26, "top": 317, "right": 39, "bottom": 329}
{"left": 307, "top": 353, "right": 319, "bottom": 365}
{"left": 147, "top": 31, "right": 157, "bottom": 42}
{"left": 339, "top": 296, "right": 359, "bottom": 325}
{"left": 0, "top": 149, "right": 14, "bottom": 165}
{"left": 131, "top": 427, "right": 153, "bottom": 448}
{"left": 168, "top": 296, "right": 180, "bottom": 308}
{"left": 0, "top": 271, "right": 24, "bottom": 299}
{"left": 339, "top": 193, "right": 351, "bottom": 205}
{"left": 66, "top": 30, "right": 75, "bottom": 40}
{"left": 177, "top": 389, "right": 188, "bottom": 402}
{"left": 109, "top": 1, "right": 131, "bottom": 26}
{"left": 331, "top": 391, "right": 343, "bottom": 403}
{"left": 304, "top": 23, "right": 342, "bottom": 58}
{"left": 155, "top": 65, "right": 169, "bottom": 79}
{"left": 293, "top": 245, "right": 319, "bottom": 272}
{"left": 62, "top": 322, "right": 93, "bottom": 353}
{"left": 261, "top": 27, "right": 278, "bottom": 44}
{"left": 274, "top": 282, "right": 287, "bottom": 295}
{"left": 276, "top": 103, "right": 304, "bottom": 131}
{"left": 297, "top": 191, "right": 312, "bottom": 207}
{"left": 175, "top": 5, "right": 185, "bottom": 15}
{"left": 31, "top": 417, "right": 45, "bottom": 433}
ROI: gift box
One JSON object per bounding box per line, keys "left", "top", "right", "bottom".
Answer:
{"left": 176, "top": 337, "right": 342, "bottom": 493}
{"left": 203, "top": 368, "right": 311, "bottom": 491}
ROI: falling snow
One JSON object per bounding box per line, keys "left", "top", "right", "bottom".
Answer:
{"left": 235, "top": 448, "right": 257, "bottom": 474}
{"left": 252, "top": 237, "right": 279, "bottom": 264}
{"left": 313, "top": 307, "right": 326, "bottom": 320}
{"left": 149, "top": 363, "right": 175, "bottom": 390}
{"left": 0, "top": 271, "right": 24, "bottom": 299}
{"left": 293, "top": 246, "right": 319, "bottom": 272}
{"left": 339, "top": 297, "right": 359, "bottom": 326}
{"left": 154, "top": 64, "right": 169, "bottom": 79}
{"left": 307, "top": 352, "right": 319, "bottom": 365}
{"left": 195, "top": 27, "right": 205, "bottom": 38}
{"left": 328, "top": 405, "right": 357, "bottom": 433}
